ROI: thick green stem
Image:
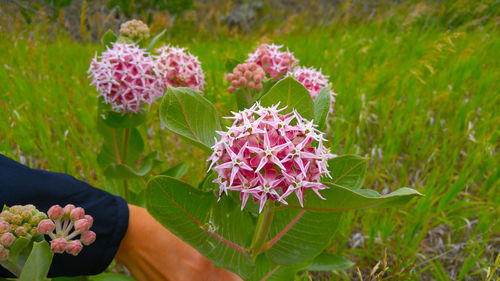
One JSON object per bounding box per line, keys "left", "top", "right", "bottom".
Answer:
{"left": 0, "top": 260, "right": 21, "bottom": 277}
{"left": 121, "top": 127, "right": 131, "bottom": 202}
{"left": 249, "top": 202, "right": 275, "bottom": 260}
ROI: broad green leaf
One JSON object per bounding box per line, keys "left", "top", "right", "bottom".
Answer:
{"left": 146, "top": 176, "right": 254, "bottom": 279}
{"left": 235, "top": 88, "right": 254, "bottom": 111}
{"left": 259, "top": 76, "right": 314, "bottom": 120}
{"left": 327, "top": 155, "right": 367, "bottom": 189}
{"left": 313, "top": 86, "right": 331, "bottom": 131}
{"left": 254, "top": 79, "right": 278, "bottom": 101}
{"left": 146, "top": 29, "right": 167, "bottom": 52}
{"left": 88, "top": 273, "right": 135, "bottom": 281}
{"left": 100, "top": 111, "right": 146, "bottom": 129}
{"left": 9, "top": 237, "right": 30, "bottom": 265}
{"left": 306, "top": 253, "right": 354, "bottom": 271}
{"left": 160, "top": 162, "right": 189, "bottom": 178}
{"left": 96, "top": 127, "right": 144, "bottom": 168}
{"left": 104, "top": 152, "right": 161, "bottom": 179}
{"left": 101, "top": 30, "right": 117, "bottom": 49}
{"left": 282, "top": 183, "right": 423, "bottom": 211}
{"left": 225, "top": 58, "right": 241, "bottom": 73}
{"left": 159, "top": 87, "right": 221, "bottom": 152}
{"left": 198, "top": 170, "right": 218, "bottom": 191}
{"left": 249, "top": 254, "right": 311, "bottom": 281}
{"left": 266, "top": 210, "right": 342, "bottom": 266}
{"left": 19, "top": 241, "right": 53, "bottom": 281}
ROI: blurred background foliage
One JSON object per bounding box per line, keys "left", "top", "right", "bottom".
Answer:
{"left": 0, "top": 0, "right": 499, "bottom": 280}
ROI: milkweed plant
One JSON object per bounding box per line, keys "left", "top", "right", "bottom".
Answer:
{"left": 0, "top": 204, "right": 96, "bottom": 279}
{"left": 86, "top": 20, "right": 422, "bottom": 279}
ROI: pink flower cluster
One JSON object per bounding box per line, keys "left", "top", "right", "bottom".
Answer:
{"left": 88, "top": 43, "right": 164, "bottom": 113}
{"left": 288, "top": 66, "right": 336, "bottom": 101}
{"left": 207, "top": 103, "right": 335, "bottom": 212}
{"left": 226, "top": 62, "right": 266, "bottom": 93}
{"left": 246, "top": 43, "right": 298, "bottom": 79}
{"left": 155, "top": 45, "right": 206, "bottom": 93}
{"left": 0, "top": 204, "right": 48, "bottom": 260}
{"left": 37, "top": 204, "right": 96, "bottom": 256}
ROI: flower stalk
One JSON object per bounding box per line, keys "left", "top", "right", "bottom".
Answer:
{"left": 249, "top": 202, "right": 275, "bottom": 260}
{"left": 121, "top": 127, "right": 131, "bottom": 202}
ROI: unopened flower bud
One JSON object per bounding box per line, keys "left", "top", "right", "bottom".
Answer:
{"left": 10, "top": 205, "right": 22, "bottom": 215}
{"left": 231, "top": 80, "right": 239, "bottom": 87}
{"left": 84, "top": 215, "right": 94, "bottom": 228}
{"left": 0, "top": 221, "right": 9, "bottom": 234}
{"left": 262, "top": 55, "right": 270, "bottom": 64}
{"left": 66, "top": 240, "right": 83, "bottom": 256}
{"left": 226, "top": 73, "right": 234, "bottom": 81}
{"left": 48, "top": 205, "right": 64, "bottom": 220}
{"left": 239, "top": 77, "right": 247, "bottom": 85}
{"left": 74, "top": 219, "right": 90, "bottom": 233}
{"left": 10, "top": 214, "right": 22, "bottom": 225}
{"left": 0, "top": 233, "right": 15, "bottom": 247}
{"left": 244, "top": 71, "right": 252, "bottom": 79}
{"left": 228, "top": 86, "right": 235, "bottom": 93}
{"left": 80, "top": 231, "right": 96, "bottom": 246}
{"left": 38, "top": 219, "right": 55, "bottom": 234}
{"left": 256, "top": 83, "right": 263, "bottom": 90}
{"left": 70, "top": 207, "right": 85, "bottom": 220}
{"left": 29, "top": 212, "right": 46, "bottom": 226}
{"left": 234, "top": 70, "right": 242, "bottom": 77}
{"left": 63, "top": 204, "right": 75, "bottom": 216}
{"left": 248, "top": 81, "right": 255, "bottom": 89}
{"left": 51, "top": 238, "right": 67, "bottom": 253}
{"left": 15, "top": 226, "right": 28, "bottom": 237}
{"left": 0, "top": 245, "right": 9, "bottom": 261}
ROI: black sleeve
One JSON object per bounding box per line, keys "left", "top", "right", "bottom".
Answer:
{"left": 0, "top": 154, "right": 129, "bottom": 278}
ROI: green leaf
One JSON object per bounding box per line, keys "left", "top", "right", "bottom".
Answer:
{"left": 146, "top": 176, "right": 254, "bottom": 279}
{"left": 266, "top": 210, "right": 342, "bottom": 266}
{"left": 97, "top": 127, "right": 144, "bottom": 168}
{"left": 100, "top": 110, "right": 147, "bottom": 129}
{"left": 160, "top": 162, "right": 189, "bottom": 178}
{"left": 19, "top": 241, "right": 53, "bottom": 281}
{"left": 159, "top": 87, "right": 221, "bottom": 152}
{"left": 327, "top": 155, "right": 367, "bottom": 189}
{"left": 307, "top": 253, "right": 354, "bottom": 271}
{"left": 282, "top": 183, "right": 423, "bottom": 211}
{"left": 8, "top": 237, "right": 31, "bottom": 265}
{"left": 88, "top": 273, "right": 135, "bottom": 281}
{"left": 225, "top": 58, "right": 241, "bottom": 73}
{"left": 259, "top": 76, "right": 314, "bottom": 120}
{"left": 235, "top": 89, "right": 253, "bottom": 111}
{"left": 313, "top": 86, "right": 331, "bottom": 131}
{"left": 146, "top": 29, "right": 167, "bottom": 52}
{"left": 104, "top": 152, "right": 161, "bottom": 179}
{"left": 249, "top": 254, "right": 311, "bottom": 281}
{"left": 198, "top": 170, "right": 218, "bottom": 191}
{"left": 101, "top": 30, "right": 117, "bottom": 49}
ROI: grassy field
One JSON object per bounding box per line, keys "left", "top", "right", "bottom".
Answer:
{"left": 0, "top": 0, "right": 499, "bottom": 280}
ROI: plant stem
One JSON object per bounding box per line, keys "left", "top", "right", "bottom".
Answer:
{"left": 0, "top": 260, "right": 21, "bottom": 277}
{"left": 121, "top": 127, "right": 131, "bottom": 202}
{"left": 249, "top": 202, "right": 275, "bottom": 260}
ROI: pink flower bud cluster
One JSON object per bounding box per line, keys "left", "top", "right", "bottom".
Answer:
{"left": 226, "top": 63, "right": 265, "bottom": 93}
{"left": 155, "top": 45, "right": 206, "bottom": 93}
{"left": 38, "top": 204, "right": 96, "bottom": 256}
{"left": 88, "top": 43, "right": 164, "bottom": 113}
{"left": 246, "top": 43, "right": 298, "bottom": 79}
{"left": 207, "top": 103, "right": 335, "bottom": 212}
{"left": 0, "top": 205, "right": 48, "bottom": 260}
{"left": 119, "top": 19, "right": 150, "bottom": 41}
{"left": 288, "top": 66, "right": 337, "bottom": 112}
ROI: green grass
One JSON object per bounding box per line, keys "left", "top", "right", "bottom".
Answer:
{"left": 0, "top": 1, "right": 499, "bottom": 280}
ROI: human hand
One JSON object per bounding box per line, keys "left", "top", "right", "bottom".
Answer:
{"left": 116, "top": 204, "right": 243, "bottom": 281}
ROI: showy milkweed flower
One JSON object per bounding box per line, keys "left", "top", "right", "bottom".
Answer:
{"left": 38, "top": 204, "right": 96, "bottom": 256}
{"left": 119, "top": 19, "right": 150, "bottom": 41}
{"left": 207, "top": 103, "right": 335, "bottom": 212}
{"left": 288, "top": 66, "right": 337, "bottom": 103}
{"left": 246, "top": 43, "right": 298, "bottom": 80}
{"left": 226, "top": 62, "right": 266, "bottom": 93}
{"left": 88, "top": 43, "right": 164, "bottom": 113}
{"left": 155, "top": 45, "right": 206, "bottom": 93}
